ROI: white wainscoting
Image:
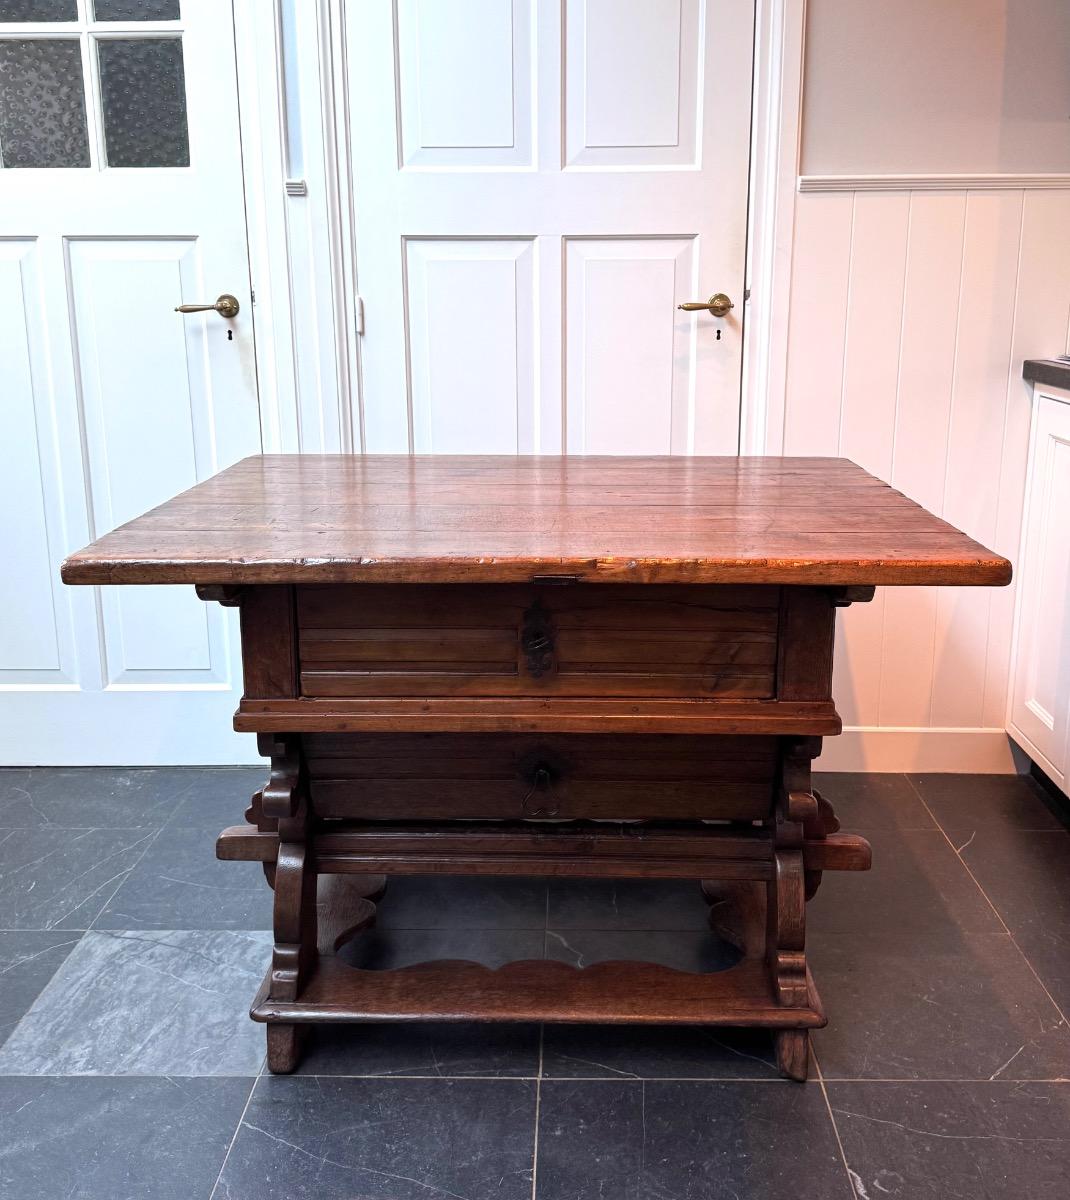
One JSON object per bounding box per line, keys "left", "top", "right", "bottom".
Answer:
{"left": 780, "top": 184, "right": 1070, "bottom": 771}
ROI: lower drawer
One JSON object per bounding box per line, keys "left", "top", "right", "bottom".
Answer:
{"left": 304, "top": 733, "right": 778, "bottom": 822}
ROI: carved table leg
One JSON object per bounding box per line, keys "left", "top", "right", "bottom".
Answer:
{"left": 767, "top": 737, "right": 824, "bottom": 1081}
{"left": 261, "top": 735, "right": 317, "bottom": 1074}
{"left": 255, "top": 735, "right": 391, "bottom": 1072}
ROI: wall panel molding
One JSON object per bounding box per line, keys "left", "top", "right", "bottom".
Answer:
{"left": 799, "top": 173, "right": 1070, "bottom": 193}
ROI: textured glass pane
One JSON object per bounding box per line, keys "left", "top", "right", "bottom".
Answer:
{"left": 0, "top": 1, "right": 78, "bottom": 19}
{"left": 98, "top": 36, "right": 188, "bottom": 167}
{"left": 93, "top": 0, "right": 180, "bottom": 19}
{"left": 0, "top": 39, "right": 89, "bottom": 167}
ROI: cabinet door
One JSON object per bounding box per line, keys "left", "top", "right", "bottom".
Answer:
{"left": 1008, "top": 395, "right": 1070, "bottom": 784}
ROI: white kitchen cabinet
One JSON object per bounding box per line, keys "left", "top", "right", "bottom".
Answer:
{"left": 1008, "top": 387, "right": 1070, "bottom": 793}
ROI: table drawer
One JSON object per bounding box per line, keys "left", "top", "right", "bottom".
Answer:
{"left": 296, "top": 584, "right": 779, "bottom": 701}
{"left": 304, "top": 732, "right": 778, "bottom": 822}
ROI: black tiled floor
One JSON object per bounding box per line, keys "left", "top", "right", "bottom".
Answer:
{"left": 546, "top": 877, "right": 712, "bottom": 930}
{"left": 909, "top": 772, "right": 1065, "bottom": 832}
{"left": 1, "top": 765, "right": 1068, "bottom": 1199}
{"left": 0, "top": 1076, "right": 253, "bottom": 1200}
{"left": 959, "top": 827, "right": 1070, "bottom": 1014}
{"left": 214, "top": 1076, "right": 538, "bottom": 1200}
{"left": 827, "top": 1081, "right": 1070, "bottom": 1198}
{"left": 540, "top": 1023, "right": 780, "bottom": 1080}
{"left": 0, "top": 931, "right": 84, "bottom": 1048}
{"left": 808, "top": 827, "right": 1003, "bottom": 937}
{"left": 815, "top": 771, "right": 937, "bottom": 831}
{"left": 810, "top": 930, "right": 1069, "bottom": 1081}
{"left": 536, "top": 1080, "right": 853, "bottom": 1199}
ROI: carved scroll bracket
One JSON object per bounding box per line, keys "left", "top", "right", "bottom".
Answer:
{"left": 195, "top": 584, "right": 244, "bottom": 607}
{"left": 830, "top": 585, "right": 876, "bottom": 608}
{"left": 258, "top": 733, "right": 302, "bottom": 823}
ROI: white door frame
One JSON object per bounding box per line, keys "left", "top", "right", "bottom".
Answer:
{"left": 233, "top": 0, "right": 807, "bottom": 458}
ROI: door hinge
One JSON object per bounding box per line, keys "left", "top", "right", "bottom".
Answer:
{"left": 355, "top": 295, "right": 365, "bottom": 336}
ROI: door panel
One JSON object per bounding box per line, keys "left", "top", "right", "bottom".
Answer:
{"left": 564, "top": 237, "right": 697, "bottom": 454}
{"left": 0, "top": 0, "right": 260, "bottom": 764}
{"left": 396, "top": 0, "right": 533, "bottom": 169}
{"left": 565, "top": 0, "right": 703, "bottom": 169}
{"left": 350, "top": 0, "right": 755, "bottom": 456}
{"left": 405, "top": 238, "right": 536, "bottom": 454}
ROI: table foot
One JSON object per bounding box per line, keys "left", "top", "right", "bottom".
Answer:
{"left": 775, "top": 1029, "right": 810, "bottom": 1081}
{"left": 266, "top": 1022, "right": 306, "bottom": 1074}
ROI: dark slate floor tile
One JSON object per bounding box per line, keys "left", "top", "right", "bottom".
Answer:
{"left": 297, "top": 1022, "right": 541, "bottom": 1078}
{"left": 167, "top": 768, "right": 267, "bottom": 828}
{"left": 0, "top": 766, "right": 196, "bottom": 829}
{"left": 0, "top": 1075, "right": 253, "bottom": 1200}
{"left": 374, "top": 875, "right": 548, "bottom": 930}
{"left": 960, "top": 829, "right": 1070, "bottom": 1014}
{"left": 815, "top": 772, "right": 936, "bottom": 831}
{"left": 911, "top": 772, "right": 1065, "bottom": 833}
{"left": 94, "top": 820, "right": 272, "bottom": 931}
{"left": 545, "top": 927, "right": 739, "bottom": 973}
{"left": 215, "top": 1076, "right": 537, "bottom": 1200}
{"left": 341, "top": 927, "right": 546, "bottom": 970}
{"left": 547, "top": 878, "right": 711, "bottom": 930}
{"left": 0, "top": 827, "right": 155, "bottom": 929}
{"left": 0, "top": 931, "right": 83, "bottom": 1048}
{"left": 808, "top": 829, "right": 1001, "bottom": 938}
{"left": 811, "top": 931, "right": 1070, "bottom": 1080}
{"left": 541, "top": 1023, "right": 779, "bottom": 1080}
{"left": 0, "top": 929, "right": 270, "bottom": 1076}
{"left": 828, "top": 1081, "right": 1070, "bottom": 1199}
{"left": 536, "top": 1080, "right": 852, "bottom": 1200}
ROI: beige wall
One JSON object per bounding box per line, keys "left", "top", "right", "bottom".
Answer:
{"left": 801, "top": 0, "right": 1070, "bottom": 175}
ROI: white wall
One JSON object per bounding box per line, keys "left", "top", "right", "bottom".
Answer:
{"left": 802, "top": 0, "right": 1070, "bottom": 175}
{"left": 784, "top": 1, "right": 1070, "bottom": 770}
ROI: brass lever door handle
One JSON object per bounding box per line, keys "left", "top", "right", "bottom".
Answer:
{"left": 175, "top": 293, "right": 240, "bottom": 319}
{"left": 678, "top": 292, "right": 734, "bottom": 318}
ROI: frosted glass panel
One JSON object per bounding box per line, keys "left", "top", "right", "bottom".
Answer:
{"left": 0, "top": 1, "right": 77, "bottom": 19}
{"left": 93, "top": 0, "right": 180, "bottom": 19}
{"left": 97, "top": 36, "right": 188, "bottom": 167}
{"left": 0, "top": 39, "right": 89, "bottom": 167}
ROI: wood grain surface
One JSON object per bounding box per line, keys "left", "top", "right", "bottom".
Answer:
{"left": 61, "top": 454, "right": 1012, "bottom": 587}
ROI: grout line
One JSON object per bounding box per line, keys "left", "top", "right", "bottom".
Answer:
{"left": 0, "top": 1080, "right": 810, "bottom": 1089}
{"left": 905, "top": 777, "right": 1070, "bottom": 1031}
{"left": 4, "top": 1069, "right": 1068, "bottom": 1084}
{"left": 530, "top": 1025, "right": 545, "bottom": 1200}
{"left": 209, "top": 1056, "right": 266, "bottom": 1200}
{"left": 812, "top": 1044, "right": 860, "bottom": 1199}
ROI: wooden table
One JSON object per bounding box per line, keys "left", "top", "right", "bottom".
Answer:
{"left": 62, "top": 455, "right": 1010, "bottom": 1080}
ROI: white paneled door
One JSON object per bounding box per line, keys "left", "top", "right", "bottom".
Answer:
{"left": 0, "top": 0, "right": 260, "bottom": 764}
{"left": 349, "top": 0, "right": 755, "bottom": 455}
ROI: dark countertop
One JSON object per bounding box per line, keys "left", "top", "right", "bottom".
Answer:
{"left": 1023, "top": 357, "right": 1070, "bottom": 390}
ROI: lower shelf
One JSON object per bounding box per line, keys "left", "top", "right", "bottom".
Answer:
{"left": 250, "top": 955, "right": 826, "bottom": 1029}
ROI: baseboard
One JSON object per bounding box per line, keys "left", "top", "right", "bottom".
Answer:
{"left": 816, "top": 727, "right": 1020, "bottom": 773}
